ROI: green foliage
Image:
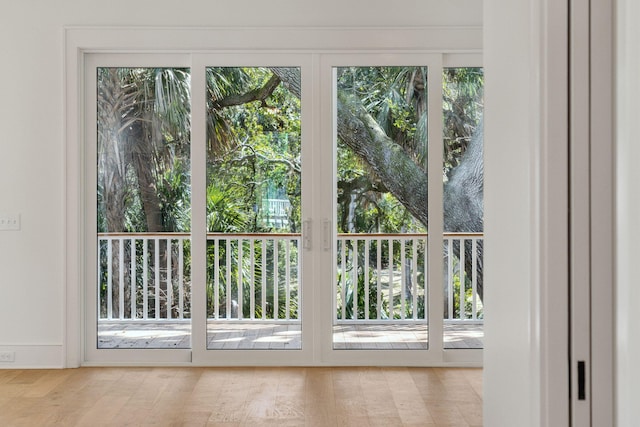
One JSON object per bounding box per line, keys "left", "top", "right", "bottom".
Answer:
{"left": 443, "top": 67, "right": 484, "bottom": 177}
{"left": 158, "top": 159, "right": 191, "bottom": 232}
{"left": 336, "top": 66, "right": 430, "bottom": 235}
{"left": 97, "top": 67, "right": 191, "bottom": 233}
{"left": 206, "top": 67, "right": 301, "bottom": 233}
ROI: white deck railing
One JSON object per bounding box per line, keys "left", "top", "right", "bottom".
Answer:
{"left": 335, "top": 233, "right": 483, "bottom": 324}
{"left": 207, "top": 233, "right": 300, "bottom": 321}
{"left": 336, "top": 233, "right": 427, "bottom": 323}
{"left": 97, "top": 233, "right": 191, "bottom": 321}
{"left": 444, "top": 233, "right": 484, "bottom": 322}
{"left": 98, "top": 232, "right": 483, "bottom": 324}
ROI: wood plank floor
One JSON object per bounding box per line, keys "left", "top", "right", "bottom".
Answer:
{"left": 0, "top": 367, "right": 482, "bottom": 426}
{"left": 98, "top": 322, "right": 483, "bottom": 350}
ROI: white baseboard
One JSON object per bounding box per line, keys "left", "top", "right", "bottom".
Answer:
{"left": 0, "top": 344, "right": 64, "bottom": 369}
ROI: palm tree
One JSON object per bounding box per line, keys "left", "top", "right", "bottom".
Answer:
{"left": 97, "top": 67, "right": 191, "bottom": 234}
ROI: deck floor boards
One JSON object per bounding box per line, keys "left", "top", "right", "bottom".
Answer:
{"left": 98, "top": 321, "right": 483, "bottom": 350}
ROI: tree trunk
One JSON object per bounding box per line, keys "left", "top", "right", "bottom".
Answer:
{"left": 98, "top": 68, "right": 129, "bottom": 233}
{"left": 126, "top": 116, "right": 165, "bottom": 232}
{"left": 337, "top": 92, "right": 430, "bottom": 228}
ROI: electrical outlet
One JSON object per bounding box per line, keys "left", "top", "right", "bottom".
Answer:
{"left": 0, "top": 213, "right": 20, "bottom": 231}
{"left": 0, "top": 351, "right": 15, "bottom": 362}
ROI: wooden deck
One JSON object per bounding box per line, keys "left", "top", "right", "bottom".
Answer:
{"left": 98, "top": 321, "right": 483, "bottom": 350}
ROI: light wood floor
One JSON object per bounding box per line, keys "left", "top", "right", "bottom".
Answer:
{"left": 0, "top": 367, "right": 482, "bottom": 426}
{"left": 98, "top": 322, "right": 483, "bottom": 350}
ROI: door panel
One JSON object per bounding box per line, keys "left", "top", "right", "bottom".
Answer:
{"left": 189, "top": 54, "right": 314, "bottom": 365}
{"left": 85, "top": 54, "right": 192, "bottom": 364}
{"left": 333, "top": 65, "right": 430, "bottom": 351}
{"left": 204, "top": 66, "right": 303, "bottom": 351}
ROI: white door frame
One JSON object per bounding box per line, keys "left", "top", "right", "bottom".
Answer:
{"left": 64, "top": 27, "right": 483, "bottom": 367}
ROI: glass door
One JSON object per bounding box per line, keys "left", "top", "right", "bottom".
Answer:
{"left": 318, "top": 54, "right": 443, "bottom": 365}
{"left": 204, "top": 66, "right": 302, "bottom": 351}
{"left": 190, "top": 55, "right": 315, "bottom": 365}
{"left": 86, "top": 54, "right": 193, "bottom": 364}
{"left": 322, "top": 54, "right": 484, "bottom": 365}
{"left": 333, "top": 65, "right": 431, "bottom": 351}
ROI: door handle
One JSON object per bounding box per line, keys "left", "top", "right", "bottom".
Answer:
{"left": 323, "top": 219, "right": 331, "bottom": 251}
{"left": 303, "top": 218, "right": 312, "bottom": 249}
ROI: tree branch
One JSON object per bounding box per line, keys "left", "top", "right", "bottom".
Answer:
{"left": 215, "top": 74, "right": 282, "bottom": 108}
{"left": 337, "top": 92, "right": 429, "bottom": 228}
{"left": 269, "top": 68, "right": 301, "bottom": 98}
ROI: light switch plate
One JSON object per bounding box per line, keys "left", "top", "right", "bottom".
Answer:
{"left": 0, "top": 213, "right": 20, "bottom": 230}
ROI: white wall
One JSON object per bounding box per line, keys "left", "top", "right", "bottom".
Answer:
{"left": 616, "top": 0, "right": 640, "bottom": 423}
{"left": 0, "top": 1, "right": 481, "bottom": 366}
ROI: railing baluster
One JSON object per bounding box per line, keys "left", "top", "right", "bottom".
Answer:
{"left": 388, "top": 238, "right": 393, "bottom": 320}
{"left": 262, "top": 239, "right": 267, "bottom": 320}
{"left": 400, "top": 238, "right": 406, "bottom": 320}
{"left": 98, "top": 239, "right": 103, "bottom": 319}
{"left": 214, "top": 237, "right": 220, "bottom": 320}
{"left": 274, "top": 238, "right": 279, "bottom": 319}
{"left": 131, "top": 238, "right": 137, "bottom": 319}
{"left": 237, "top": 238, "right": 243, "bottom": 320}
{"left": 364, "top": 238, "right": 370, "bottom": 321}
{"left": 178, "top": 238, "right": 184, "bottom": 320}
{"left": 285, "top": 238, "right": 291, "bottom": 320}
{"left": 341, "top": 238, "right": 347, "bottom": 320}
{"left": 447, "top": 237, "right": 454, "bottom": 321}
{"left": 143, "top": 238, "right": 148, "bottom": 320}
{"left": 119, "top": 237, "right": 124, "bottom": 320}
{"left": 376, "top": 239, "right": 382, "bottom": 320}
{"left": 459, "top": 238, "right": 466, "bottom": 320}
{"left": 352, "top": 239, "right": 358, "bottom": 319}
{"left": 154, "top": 238, "right": 160, "bottom": 320}
{"left": 472, "top": 238, "right": 478, "bottom": 320}
{"left": 226, "top": 239, "right": 231, "bottom": 319}
{"left": 250, "top": 239, "right": 255, "bottom": 320}
{"left": 166, "top": 238, "right": 172, "bottom": 320}
{"left": 107, "top": 238, "right": 113, "bottom": 320}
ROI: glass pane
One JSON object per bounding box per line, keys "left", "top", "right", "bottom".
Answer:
{"left": 442, "top": 67, "right": 484, "bottom": 349}
{"left": 205, "top": 67, "right": 302, "bottom": 350}
{"left": 334, "top": 66, "right": 429, "bottom": 350}
{"left": 97, "top": 67, "right": 192, "bottom": 349}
